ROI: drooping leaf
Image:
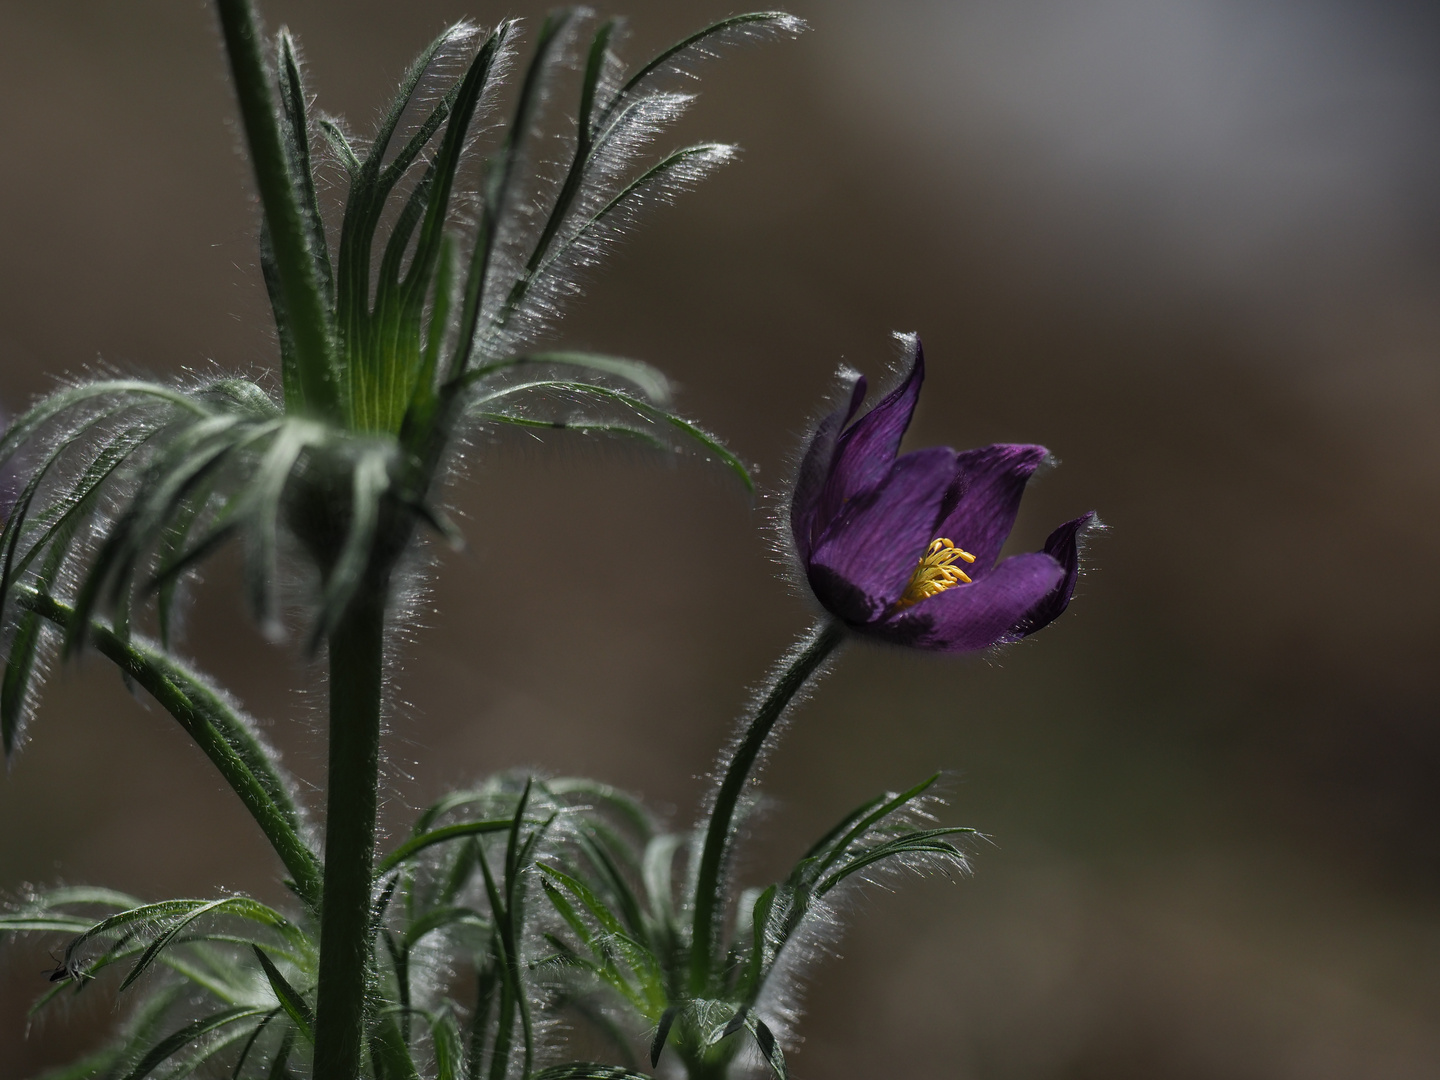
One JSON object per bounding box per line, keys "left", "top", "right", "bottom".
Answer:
{"left": 512, "top": 142, "right": 736, "bottom": 330}
{"left": 1, "top": 417, "right": 153, "bottom": 603}
{"left": 252, "top": 946, "right": 315, "bottom": 1041}
{"left": 118, "top": 1006, "right": 269, "bottom": 1080}
{"left": 413, "top": 785, "right": 513, "bottom": 834}
{"left": 474, "top": 414, "right": 669, "bottom": 453}
{"left": 402, "top": 905, "right": 490, "bottom": 951}
{"left": 592, "top": 13, "right": 806, "bottom": 133}
{"left": 470, "top": 380, "right": 751, "bottom": 490}
{"left": 141, "top": 645, "right": 310, "bottom": 846}
{"left": 705, "top": 1005, "right": 787, "bottom": 1080}
{"left": 34, "top": 886, "right": 145, "bottom": 910}
{"left": 2, "top": 548, "right": 61, "bottom": 757}
{"left": 0, "top": 381, "right": 203, "bottom": 470}
{"left": 468, "top": 352, "right": 671, "bottom": 405}
{"left": 62, "top": 414, "right": 272, "bottom": 653}
{"left": 538, "top": 864, "right": 626, "bottom": 939}
{"left": 149, "top": 470, "right": 214, "bottom": 649}
{"left": 0, "top": 914, "right": 94, "bottom": 936}
{"left": 64, "top": 896, "right": 307, "bottom": 979}
{"left": 803, "top": 774, "right": 942, "bottom": 886}
{"left": 15, "top": 585, "right": 322, "bottom": 903}
{"left": 113, "top": 897, "right": 306, "bottom": 991}
{"left": 378, "top": 818, "right": 516, "bottom": 875}
{"left": 814, "top": 828, "right": 973, "bottom": 895}
{"left": 545, "top": 777, "right": 656, "bottom": 841}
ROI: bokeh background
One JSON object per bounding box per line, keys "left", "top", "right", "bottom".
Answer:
{"left": 3, "top": 0, "right": 1440, "bottom": 1076}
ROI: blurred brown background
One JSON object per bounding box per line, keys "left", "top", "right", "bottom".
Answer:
{"left": 3, "top": 0, "right": 1439, "bottom": 1076}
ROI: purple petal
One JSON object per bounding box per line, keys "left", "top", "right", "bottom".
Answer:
{"left": 790, "top": 374, "right": 867, "bottom": 563}
{"left": 814, "top": 339, "right": 925, "bottom": 529}
{"left": 879, "top": 551, "right": 1065, "bottom": 652}
{"left": 1013, "top": 511, "right": 1100, "bottom": 637}
{"left": 935, "top": 443, "right": 1049, "bottom": 575}
{"left": 808, "top": 445, "right": 959, "bottom": 624}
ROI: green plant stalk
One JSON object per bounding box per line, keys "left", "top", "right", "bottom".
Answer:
{"left": 688, "top": 617, "right": 846, "bottom": 994}
{"left": 13, "top": 587, "right": 322, "bottom": 904}
{"left": 215, "top": 0, "right": 339, "bottom": 419}
{"left": 312, "top": 582, "right": 388, "bottom": 1080}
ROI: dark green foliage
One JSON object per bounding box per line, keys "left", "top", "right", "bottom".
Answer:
{"left": 4, "top": 780, "right": 573, "bottom": 1080}
{"left": 0, "top": 16, "right": 794, "bottom": 1065}
{"left": 2, "top": 759, "right": 969, "bottom": 1079}
{"left": 0, "top": 4, "right": 780, "bottom": 781}
{"left": 534, "top": 772, "right": 973, "bottom": 1080}
{"left": 119, "top": 1006, "right": 273, "bottom": 1080}
{"left": 253, "top": 947, "right": 315, "bottom": 1040}
{"left": 0, "top": 6, "right": 972, "bottom": 1080}
{"left": 379, "top": 820, "right": 518, "bottom": 876}
{"left": 4, "top": 887, "right": 308, "bottom": 1080}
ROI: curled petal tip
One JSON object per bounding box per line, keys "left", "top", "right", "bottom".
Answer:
{"left": 1013, "top": 511, "right": 1102, "bottom": 638}
{"left": 790, "top": 339, "right": 1098, "bottom": 654}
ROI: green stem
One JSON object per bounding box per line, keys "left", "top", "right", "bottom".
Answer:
{"left": 312, "top": 584, "right": 387, "bottom": 1080}
{"left": 688, "top": 618, "right": 846, "bottom": 994}
{"left": 215, "top": 0, "right": 339, "bottom": 419}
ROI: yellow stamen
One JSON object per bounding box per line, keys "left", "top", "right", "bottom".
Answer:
{"left": 895, "top": 538, "right": 976, "bottom": 611}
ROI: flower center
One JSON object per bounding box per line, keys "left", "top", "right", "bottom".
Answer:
{"left": 895, "top": 538, "right": 976, "bottom": 610}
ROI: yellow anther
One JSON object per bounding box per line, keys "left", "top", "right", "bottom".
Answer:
{"left": 895, "top": 538, "right": 976, "bottom": 611}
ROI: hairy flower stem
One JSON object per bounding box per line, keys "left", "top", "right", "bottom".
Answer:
{"left": 313, "top": 581, "right": 389, "bottom": 1080}
{"left": 689, "top": 617, "right": 846, "bottom": 994}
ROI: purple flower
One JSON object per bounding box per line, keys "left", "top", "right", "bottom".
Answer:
{"left": 790, "top": 338, "right": 1098, "bottom": 651}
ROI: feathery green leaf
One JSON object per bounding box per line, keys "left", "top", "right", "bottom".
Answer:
{"left": 253, "top": 945, "right": 315, "bottom": 1042}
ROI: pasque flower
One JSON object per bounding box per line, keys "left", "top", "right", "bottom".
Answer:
{"left": 791, "top": 338, "right": 1097, "bottom": 651}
